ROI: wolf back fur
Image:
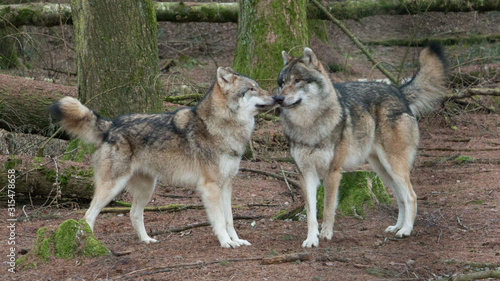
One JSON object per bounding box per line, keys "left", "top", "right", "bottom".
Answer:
{"left": 275, "top": 45, "right": 446, "bottom": 247}
{"left": 50, "top": 67, "right": 276, "bottom": 248}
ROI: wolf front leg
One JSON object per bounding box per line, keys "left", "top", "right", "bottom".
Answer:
{"left": 221, "top": 179, "right": 251, "bottom": 246}
{"left": 319, "top": 167, "right": 342, "bottom": 240}
{"left": 300, "top": 169, "right": 321, "bottom": 248}
{"left": 197, "top": 178, "right": 241, "bottom": 248}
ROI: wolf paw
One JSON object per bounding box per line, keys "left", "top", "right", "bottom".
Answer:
{"left": 395, "top": 228, "right": 412, "bottom": 238}
{"left": 220, "top": 240, "right": 243, "bottom": 248}
{"left": 319, "top": 229, "right": 333, "bottom": 240}
{"left": 142, "top": 237, "right": 158, "bottom": 244}
{"left": 301, "top": 237, "right": 319, "bottom": 248}
{"left": 385, "top": 225, "right": 400, "bottom": 233}
{"left": 232, "top": 238, "right": 251, "bottom": 246}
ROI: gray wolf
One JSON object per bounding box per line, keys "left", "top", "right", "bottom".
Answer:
{"left": 274, "top": 45, "right": 446, "bottom": 247}
{"left": 49, "top": 67, "right": 276, "bottom": 248}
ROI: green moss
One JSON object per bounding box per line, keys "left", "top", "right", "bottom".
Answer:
{"left": 335, "top": 171, "right": 391, "bottom": 218}
{"left": 54, "top": 220, "right": 79, "bottom": 259}
{"left": 454, "top": 155, "right": 476, "bottom": 165}
{"left": 275, "top": 171, "right": 391, "bottom": 221}
{"left": 17, "top": 227, "right": 53, "bottom": 269}
{"left": 17, "top": 219, "right": 109, "bottom": 269}
{"left": 34, "top": 227, "right": 52, "bottom": 262}
{"left": 54, "top": 219, "right": 109, "bottom": 259}
{"left": 62, "top": 139, "right": 96, "bottom": 162}
{"left": 4, "top": 157, "right": 22, "bottom": 170}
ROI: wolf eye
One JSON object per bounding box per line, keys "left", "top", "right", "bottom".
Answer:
{"left": 249, "top": 87, "right": 255, "bottom": 91}
{"left": 294, "top": 78, "right": 300, "bottom": 83}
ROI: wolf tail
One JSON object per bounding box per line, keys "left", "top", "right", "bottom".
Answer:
{"left": 400, "top": 43, "right": 447, "bottom": 117}
{"left": 49, "top": 97, "right": 111, "bottom": 146}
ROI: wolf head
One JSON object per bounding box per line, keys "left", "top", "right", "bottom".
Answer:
{"left": 214, "top": 67, "right": 276, "bottom": 117}
{"left": 274, "top": 48, "right": 333, "bottom": 109}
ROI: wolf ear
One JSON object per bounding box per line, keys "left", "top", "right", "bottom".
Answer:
{"left": 302, "top": 47, "right": 319, "bottom": 68}
{"left": 282, "top": 51, "right": 292, "bottom": 65}
{"left": 217, "top": 67, "right": 235, "bottom": 89}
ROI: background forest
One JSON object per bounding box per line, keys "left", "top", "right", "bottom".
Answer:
{"left": 0, "top": 0, "right": 499, "bottom": 280}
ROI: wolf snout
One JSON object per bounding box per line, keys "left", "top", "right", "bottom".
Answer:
{"left": 273, "top": 95, "right": 285, "bottom": 104}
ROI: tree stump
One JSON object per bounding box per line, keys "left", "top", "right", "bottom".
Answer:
{"left": 16, "top": 219, "right": 109, "bottom": 269}
{"left": 274, "top": 171, "right": 392, "bottom": 220}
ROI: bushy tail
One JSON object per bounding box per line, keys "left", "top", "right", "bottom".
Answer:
{"left": 400, "top": 43, "right": 447, "bottom": 117}
{"left": 49, "top": 97, "right": 111, "bottom": 146}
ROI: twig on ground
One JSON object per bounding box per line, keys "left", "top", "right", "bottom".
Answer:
{"left": 119, "top": 257, "right": 262, "bottom": 279}
{"left": 119, "top": 252, "right": 312, "bottom": 279}
{"left": 261, "top": 252, "right": 312, "bottom": 265}
{"left": 456, "top": 215, "right": 469, "bottom": 230}
{"left": 77, "top": 204, "right": 204, "bottom": 214}
{"left": 448, "top": 88, "right": 500, "bottom": 101}
{"left": 280, "top": 165, "right": 297, "bottom": 202}
{"left": 448, "top": 270, "right": 500, "bottom": 281}
{"left": 149, "top": 215, "right": 262, "bottom": 236}
{"left": 239, "top": 167, "right": 300, "bottom": 189}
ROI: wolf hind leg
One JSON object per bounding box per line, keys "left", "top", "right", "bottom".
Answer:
{"left": 368, "top": 155, "right": 404, "bottom": 233}
{"left": 300, "top": 169, "right": 321, "bottom": 248}
{"left": 128, "top": 173, "right": 158, "bottom": 243}
{"left": 221, "top": 179, "right": 250, "bottom": 246}
{"left": 370, "top": 150, "right": 417, "bottom": 237}
{"left": 319, "top": 167, "right": 342, "bottom": 241}
{"left": 85, "top": 173, "right": 131, "bottom": 233}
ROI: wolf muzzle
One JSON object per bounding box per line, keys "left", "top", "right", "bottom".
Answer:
{"left": 273, "top": 95, "right": 285, "bottom": 104}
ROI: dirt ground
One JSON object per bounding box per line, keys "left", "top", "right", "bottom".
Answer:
{"left": 1, "top": 5, "right": 500, "bottom": 281}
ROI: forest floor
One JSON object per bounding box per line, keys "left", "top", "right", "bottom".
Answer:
{"left": 1, "top": 6, "right": 500, "bottom": 281}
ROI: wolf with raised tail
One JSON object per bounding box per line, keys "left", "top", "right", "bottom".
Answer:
{"left": 274, "top": 45, "right": 447, "bottom": 248}
{"left": 49, "top": 67, "right": 276, "bottom": 248}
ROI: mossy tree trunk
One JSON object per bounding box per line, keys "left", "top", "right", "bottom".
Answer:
{"left": 0, "top": 27, "right": 19, "bottom": 69}
{"left": 233, "top": 0, "right": 309, "bottom": 89}
{"left": 71, "top": 0, "right": 162, "bottom": 117}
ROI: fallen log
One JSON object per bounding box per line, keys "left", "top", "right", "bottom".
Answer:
{"left": 2, "top": 0, "right": 499, "bottom": 28}
{"left": 363, "top": 34, "right": 500, "bottom": 47}
{"left": 0, "top": 74, "right": 76, "bottom": 136}
{"left": 0, "top": 155, "right": 95, "bottom": 202}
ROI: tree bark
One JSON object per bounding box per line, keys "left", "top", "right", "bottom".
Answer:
{"left": 233, "top": 0, "right": 309, "bottom": 89}
{"left": 2, "top": 1, "right": 500, "bottom": 28}
{"left": 0, "top": 27, "right": 20, "bottom": 69}
{"left": 71, "top": 0, "right": 162, "bottom": 117}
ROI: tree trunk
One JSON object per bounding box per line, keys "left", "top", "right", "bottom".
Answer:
{"left": 233, "top": 0, "right": 309, "bottom": 89}
{"left": 71, "top": 0, "right": 162, "bottom": 117}
{"left": 0, "top": 27, "right": 20, "bottom": 69}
